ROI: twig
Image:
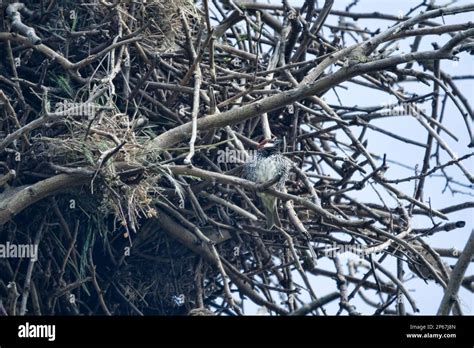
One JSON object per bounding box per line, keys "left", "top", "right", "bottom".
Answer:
{"left": 437, "top": 231, "right": 474, "bottom": 315}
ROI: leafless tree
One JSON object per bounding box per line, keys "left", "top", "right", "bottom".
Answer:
{"left": 0, "top": 0, "right": 472, "bottom": 316}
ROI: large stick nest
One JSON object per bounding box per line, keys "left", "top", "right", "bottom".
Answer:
{"left": 0, "top": 0, "right": 472, "bottom": 316}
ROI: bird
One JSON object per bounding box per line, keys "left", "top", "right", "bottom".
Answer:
{"left": 243, "top": 138, "right": 293, "bottom": 229}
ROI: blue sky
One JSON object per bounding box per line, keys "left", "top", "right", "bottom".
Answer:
{"left": 317, "top": 0, "right": 473, "bottom": 315}
{"left": 211, "top": 0, "right": 473, "bottom": 314}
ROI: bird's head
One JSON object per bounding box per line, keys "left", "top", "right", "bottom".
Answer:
{"left": 257, "top": 138, "right": 282, "bottom": 156}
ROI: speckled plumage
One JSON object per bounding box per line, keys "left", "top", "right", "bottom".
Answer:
{"left": 243, "top": 139, "right": 292, "bottom": 228}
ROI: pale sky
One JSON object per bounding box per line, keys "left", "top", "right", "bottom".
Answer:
{"left": 228, "top": 0, "right": 473, "bottom": 315}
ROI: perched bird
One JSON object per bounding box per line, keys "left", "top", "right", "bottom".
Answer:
{"left": 243, "top": 138, "right": 293, "bottom": 229}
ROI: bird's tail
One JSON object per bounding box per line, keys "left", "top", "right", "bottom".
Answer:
{"left": 259, "top": 193, "right": 281, "bottom": 229}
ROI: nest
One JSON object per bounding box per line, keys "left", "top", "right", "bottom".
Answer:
{"left": 0, "top": 0, "right": 472, "bottom": 316}
{"left": 0, "top": 0, "right": 211, "bottom": 315}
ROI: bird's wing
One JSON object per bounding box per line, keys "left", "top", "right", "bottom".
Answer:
{"left": 242, "top": 160, "right": 257, "bottom": 182}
